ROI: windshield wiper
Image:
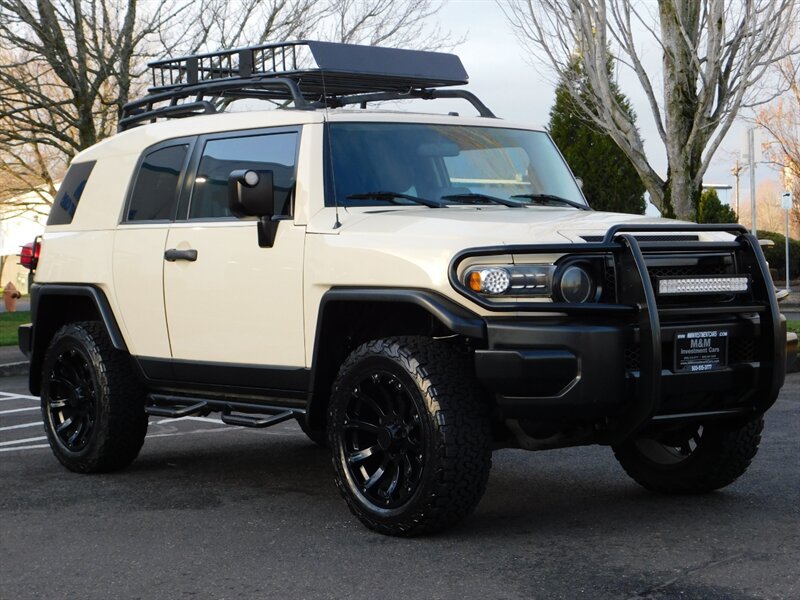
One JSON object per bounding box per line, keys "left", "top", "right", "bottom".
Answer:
{"left": 346, "top": 191, "right": 445, "bottom": 208}
{"left": 510, "top": 193, "right": 591, "bottom": 211}
{"left": 440, "top": 193, "right": 523, "bottom": 208}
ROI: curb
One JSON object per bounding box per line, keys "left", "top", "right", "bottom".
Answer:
{"left": 0, "top": 361, "right": 29, "bottom": 378}
{"left": 786, "top": 333, "right": 799, "bottom": 374}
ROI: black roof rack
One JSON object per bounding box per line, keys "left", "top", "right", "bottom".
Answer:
{"left": 118, "top": 40, "right": 495, "bottom": 131}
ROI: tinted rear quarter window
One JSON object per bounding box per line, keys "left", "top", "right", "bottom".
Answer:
{"left": 47, "top": 161, "right": 96, "bottom": 226}
{"left": 126, "top": 145, "right": 189, "bottom": 221}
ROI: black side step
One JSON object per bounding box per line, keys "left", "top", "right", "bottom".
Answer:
{"left": 146, "top": 396, "right": 209, "bottom": 418}
{"left": 220, "top": 410, "right": 294, "bottom": 428}
{"left": 145, "top": 393, "right": 303, "bottom": 429}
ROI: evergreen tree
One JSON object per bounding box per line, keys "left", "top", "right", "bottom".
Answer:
{"left": 697, "top": 188, "right": 737, "bottom": 223}
{"left": 548, "top": 62, "right": 646, "bottom": 215}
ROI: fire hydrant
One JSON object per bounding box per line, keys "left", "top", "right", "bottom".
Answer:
{"left": 3, "top": 282, "right": 22, "bottom": 312}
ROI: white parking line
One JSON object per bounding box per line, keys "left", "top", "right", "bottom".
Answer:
{"left": 0, "top": 421, "right": 41, "bottom": 432}
{"left": 0, "top": 443, "right": 50, "bottom": 453}
{"left": 0, "top": 435, "right": 47, "bottom": 447}
{"left": 0, "top": 396, "right": 38, "bottom": 403}
{"left": 0, "top": 392, "right": 38, "bottom": 400}
{"left": 0, "top": 407, "right": 39, "bottom": 415}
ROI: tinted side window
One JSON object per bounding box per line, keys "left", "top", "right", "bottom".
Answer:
{"left": 188, "top": 132, "right": 298, "bottom": 219}
{"left": 47, "top": 161, "right": 96, "bottom": 226}
{"left": 126, "top": 145, "right": 188, "bottom": 221}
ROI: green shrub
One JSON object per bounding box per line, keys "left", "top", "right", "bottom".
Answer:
{"left": 757, "top": 230, "right": 800, "bottom": 276}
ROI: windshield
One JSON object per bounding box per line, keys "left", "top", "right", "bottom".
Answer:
{"left": 325, "top": 122, "right": 587, "bottom": 209}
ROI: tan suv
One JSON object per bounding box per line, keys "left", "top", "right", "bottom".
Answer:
{"left": 19, "top": 41, "right": 786, "bottom": 536}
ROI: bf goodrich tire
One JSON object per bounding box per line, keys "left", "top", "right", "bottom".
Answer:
{"left": 612, "top": 417, "right": 764, "bottom": 494}
{"left": 328, "top": 336, "right": 492, "bottom": 536}
{"left": 40, "top": 321, "right": 148, "bottom": 473}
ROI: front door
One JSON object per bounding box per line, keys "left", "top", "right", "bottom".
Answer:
{"left": 163, "top": 128, "right": 306, "bottom": 374}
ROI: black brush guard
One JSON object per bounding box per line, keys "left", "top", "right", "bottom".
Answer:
{"left": 449, "top": 224, "right": 786, "bottom": 443}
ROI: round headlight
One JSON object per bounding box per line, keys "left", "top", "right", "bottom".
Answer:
{"left": 467, "top": 267, "right": 511, "bottom": 295}
{"left": 557, "top": 265, "right": 595, "bottom": 303}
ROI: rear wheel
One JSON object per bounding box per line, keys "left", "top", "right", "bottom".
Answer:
{"left": 328, "top": 336, "right": 491, "bottom": 536}
{"left": 612, "top": 417, "right": 763, "bottom": 494}
{"left": 41, "top": 321, "right": 148, "bottom": 473}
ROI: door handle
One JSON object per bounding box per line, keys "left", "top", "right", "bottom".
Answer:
{"left": 164, "top": 248, "right": 198, "bottom": 262}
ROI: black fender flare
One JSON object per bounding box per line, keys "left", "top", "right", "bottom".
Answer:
{"left": 303, "top": 287, "right": 486, "bottom": 429}
{"left": 27, "top": 284, "right": 127, "bottom": 395}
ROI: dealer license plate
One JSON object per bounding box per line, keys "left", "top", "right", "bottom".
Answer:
{"left": 674, "top": 330, "right": 728, "bottom": 372}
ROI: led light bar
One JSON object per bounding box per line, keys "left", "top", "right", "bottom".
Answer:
{"left": 658, "top": 276, "right": 749, "bottom": 296}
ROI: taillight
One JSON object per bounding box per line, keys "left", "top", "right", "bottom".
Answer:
{"left": 19, "top": 238, "right": 41, "bottom": 270}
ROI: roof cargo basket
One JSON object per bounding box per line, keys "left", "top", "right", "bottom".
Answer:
{"left": 119, "top": 40, "right": 495, "bottom": 131}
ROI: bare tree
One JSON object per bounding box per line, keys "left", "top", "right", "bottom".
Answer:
{"left": 757, "top": 47, "right": 800, "bottom": 230}
{"left": 502, "top": 0, "right": 800, "bottom": 220}
{"left": 0, "top": 0, "right": 453, "bottom": 217}
{"left": 0, "top": 0, "right": 189, "bottom": 217}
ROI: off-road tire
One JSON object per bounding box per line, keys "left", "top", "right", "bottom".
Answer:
{"left": 328, "top": 336, "right": 492, "bottom": 536}
{"left": 612, "top": 417, "right": 764, "bottom": 494}
{"left": 41, "top": 321, "right": 148, "bottom": 473}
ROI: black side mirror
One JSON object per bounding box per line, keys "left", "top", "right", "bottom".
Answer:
{"left": 228, "top": 169, "right": 275, "bottom": 217}
{"left": 228, "top": 169, "right": 286, "bottom": 248}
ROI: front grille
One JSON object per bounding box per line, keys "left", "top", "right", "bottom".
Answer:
{"left": 647, "top": 263, "right": 729, "bottom": 279}
{"left": 624, "top": 345, "right": 641, "bottom": 370}
{"left": 623, "top": 336, "right": 758, "bottom": 372}
{"left": 730, "top": 337, "right": 757, "bottom": 363}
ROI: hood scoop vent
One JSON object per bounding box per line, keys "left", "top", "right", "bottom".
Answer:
{"left": 580, "top": 234, "right": 699, "bottom": 243}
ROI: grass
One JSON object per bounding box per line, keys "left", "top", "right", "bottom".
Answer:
{"left": 0, "top": 311, "right": 30, "bottom": 347}
{"left": 787, "top": 320, "right": 800, "bottom": 336}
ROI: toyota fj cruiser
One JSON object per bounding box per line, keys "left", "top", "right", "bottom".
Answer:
{"left": 19, "top": 41, "right": 786, "bottom": 536}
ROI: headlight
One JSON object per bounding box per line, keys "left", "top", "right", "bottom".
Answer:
{"left": 465, "top": 265, "right": 555, "bottom": 296}
{"left": 468, "top": 267, "right": 510, "bottom": 294}
{"left": 555, "top": 264, "right": 596, "bottom": 303}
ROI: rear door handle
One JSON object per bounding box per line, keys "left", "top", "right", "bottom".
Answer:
{"left": 164, "top": 248, "right": 198, "bottom": 262}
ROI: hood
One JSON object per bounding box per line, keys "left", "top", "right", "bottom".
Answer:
{"left": 326, "top": 206, "right": 680, "bottom": 245}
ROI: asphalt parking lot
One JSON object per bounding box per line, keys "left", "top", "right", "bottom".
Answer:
{"left": 1, "top": 373, "right": 798, "bottom": 600}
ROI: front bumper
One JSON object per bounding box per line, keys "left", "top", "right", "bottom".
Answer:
{"left": 455, "top": 224, "right": 786, "bottom": 442}
{"left": 476, "top": 314, "right": 785, "bottom": 423}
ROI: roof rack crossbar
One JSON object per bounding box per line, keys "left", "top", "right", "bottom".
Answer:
{"left": 330, "top": 89, "right": 496, "bottom": 118}
{"left": 118, "top": 101, "right": 217, "bottom": 130}
{"left": 119, "top": 77, "right": 314, "bottom": 131}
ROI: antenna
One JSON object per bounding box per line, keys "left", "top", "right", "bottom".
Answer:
{"left": 320, "top": 67, "right": 342, "bottom": 229}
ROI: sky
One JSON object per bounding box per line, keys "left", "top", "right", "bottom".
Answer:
{"left": 414, "top": 0, "right": 784, "bottom": 217}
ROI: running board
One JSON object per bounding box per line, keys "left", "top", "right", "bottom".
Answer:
{"left": 220, "top": 410, "right": 294, "bottom": 428}
{"left": 145, "top": 393, "right": 303, "bottom": 428}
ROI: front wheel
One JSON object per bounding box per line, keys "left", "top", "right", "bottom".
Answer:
{"left": 328, "top": 336, "right": 492, "bottom": 536}
{"left": 41, "top": 321, "right": 148, "bottom": 473}
{"left": 612, "top": 417, "right": 764, "bottom": 494}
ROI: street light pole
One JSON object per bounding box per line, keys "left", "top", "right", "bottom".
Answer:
{"left": 731, "top": 159, "right": 742, "bottom": 219}
{"left": 782, "top": 191, "right": 793, "bottom": 292}
{"left": 748, "top": 128, "right": 757, "bottom": 234}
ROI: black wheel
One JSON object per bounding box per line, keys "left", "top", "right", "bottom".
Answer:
{"left": 41, "top": 321, "right": 148, "bottom": 473}
{"left": 612, "top": 417, "right": 764, "bottom": 494}
{"left": 328, "top": 336, "right": 492, "bottom": 536}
